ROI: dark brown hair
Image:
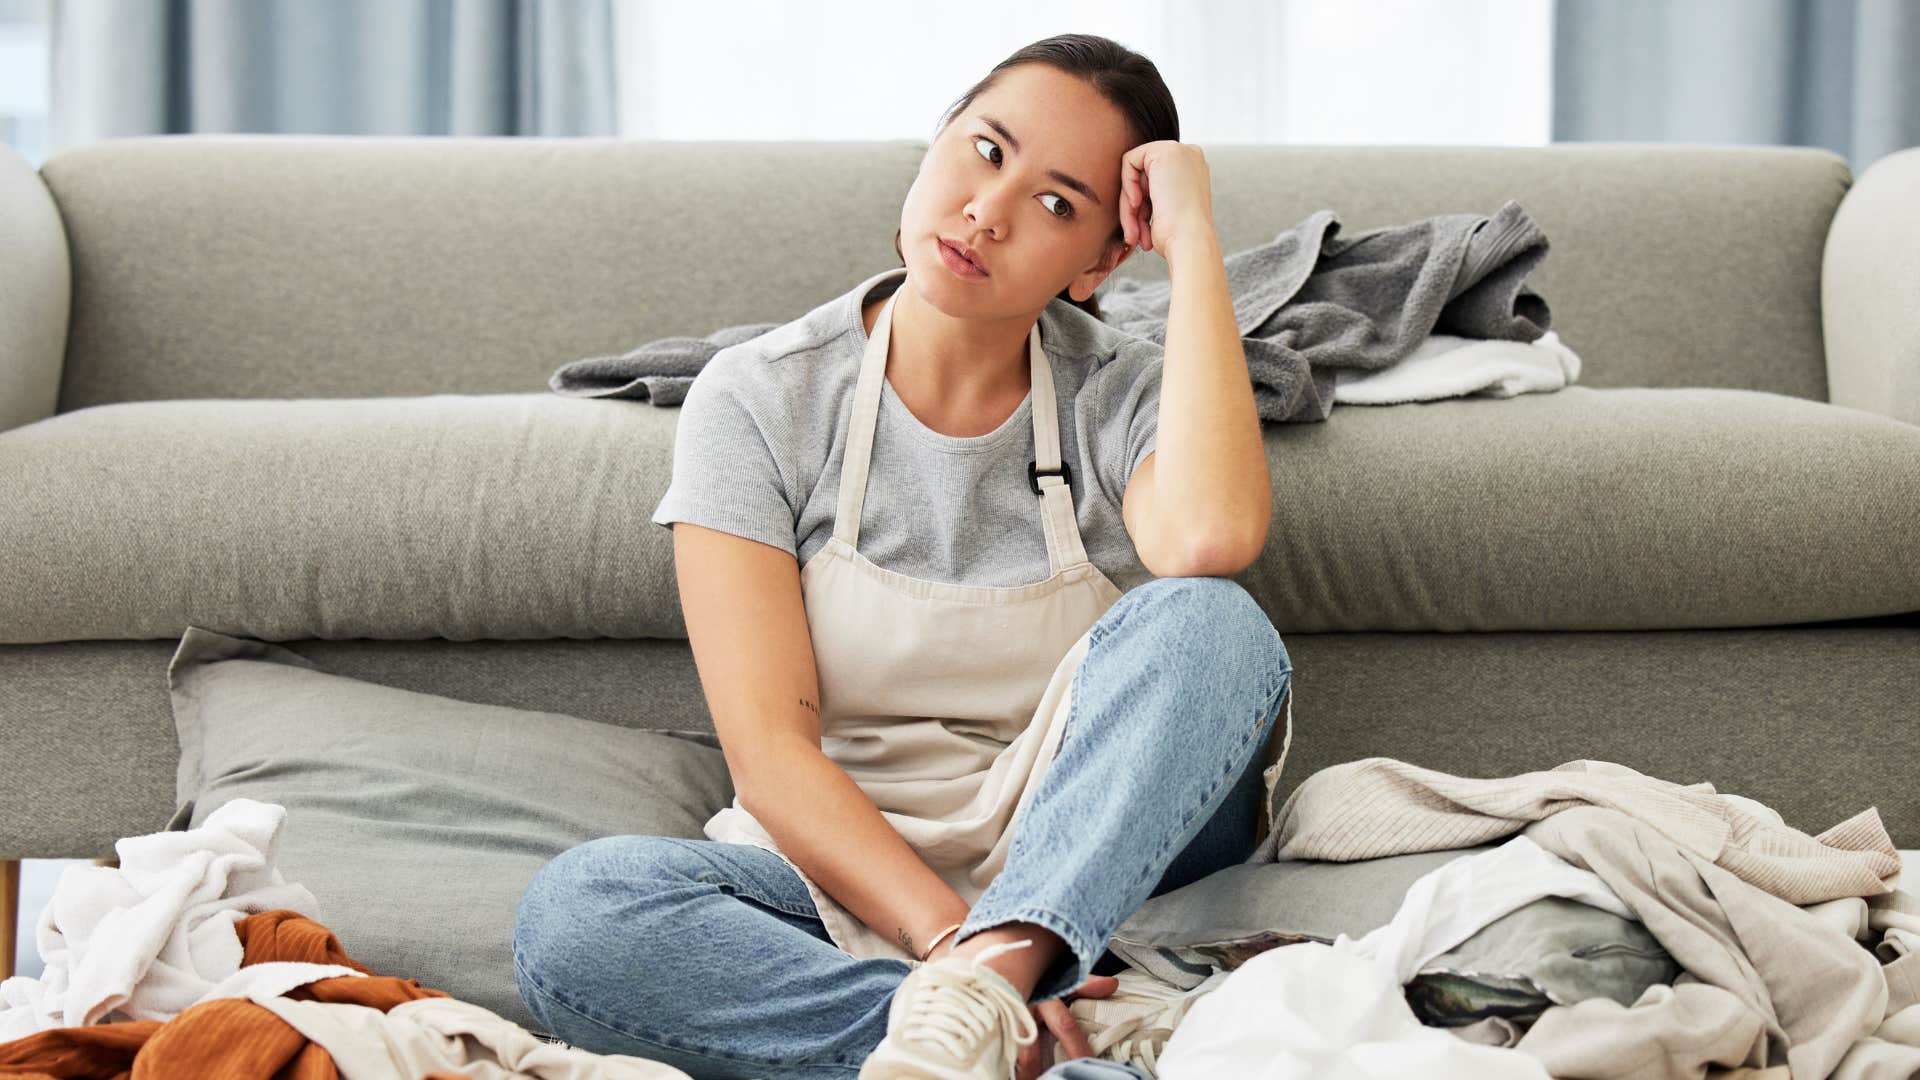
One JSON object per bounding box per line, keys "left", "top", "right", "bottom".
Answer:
{"left": 892, "top": 33, "right": 1179, "bottom": 322}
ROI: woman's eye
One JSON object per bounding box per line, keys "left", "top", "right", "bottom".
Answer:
{"left": 971, "top": 135, "right": 1075, "bottom": 221}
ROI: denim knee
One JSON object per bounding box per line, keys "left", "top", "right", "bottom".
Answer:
{"left": 1104, "top": 576, "right": 1291, "bottom": 702}
{"left": 513, "top": 834, "right": 678, "bottom": 996}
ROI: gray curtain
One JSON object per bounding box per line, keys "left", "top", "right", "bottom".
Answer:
{"left": 1553, "top": 0, "right": 1920, "bottom": 178}
{"left": 46, "top": 0, "right": 616, "bottom": 155}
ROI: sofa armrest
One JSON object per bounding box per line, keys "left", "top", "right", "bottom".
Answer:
{"left": 1823, "top": 146, "right": 1920, "bottom": 429}
{"left": 0, "top": 142, "right": 68, "bottom": 435}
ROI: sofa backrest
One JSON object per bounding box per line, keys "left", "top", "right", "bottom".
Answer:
{"left": 35, "top": 135, "right": 1850, "bottom": 413}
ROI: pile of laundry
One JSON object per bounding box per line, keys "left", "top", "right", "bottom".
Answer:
{"left": 0, "top": 797, "right": 692, "bottom": 1078}
{"left": 548, "top": 202, "right": 1580, "bottom": 422}
{"left": 6, "top": 764, "right": 1911, "bottom": 1079}
{"left": 1058, "top": 756, "right": 1919, "bottom": 1080}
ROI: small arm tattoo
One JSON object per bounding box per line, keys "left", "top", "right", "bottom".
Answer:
{"left": 799, "top": 697, "right": 820, "bottom": 716}
{"left": 897, "top": 927, "right": 916, "bottom": 955}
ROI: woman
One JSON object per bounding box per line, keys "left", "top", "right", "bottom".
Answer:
{"left": 513, "top": 33, "right": 1291, "bottom": 1080}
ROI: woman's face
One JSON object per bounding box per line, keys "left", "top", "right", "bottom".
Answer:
{"left": 901, "top": 63, "right": 1137, "bottom": 315}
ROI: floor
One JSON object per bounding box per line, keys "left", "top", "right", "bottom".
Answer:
{"left": 11, "top": 854, "right": 1920, "bottom": 984}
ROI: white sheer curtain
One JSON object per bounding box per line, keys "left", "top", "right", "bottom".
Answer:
{"left": 614, "top": 0, "right": 1553, "bottom": 145}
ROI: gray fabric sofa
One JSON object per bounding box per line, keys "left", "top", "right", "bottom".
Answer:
{"left": 3, "top": 134, "right": 1917, "bottom": 992}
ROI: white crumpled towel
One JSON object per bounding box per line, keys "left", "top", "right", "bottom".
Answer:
{"left": 1156, "top": 832, "right": 1628, "bottom": 1080}
{"left": 0, "top": 797, "right": 364, "bottom": 1042}
{"left": 1332, "top": 330, "right": 1581, "bottom": 405}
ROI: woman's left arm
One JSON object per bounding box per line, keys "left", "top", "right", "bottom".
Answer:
{"left": 1120, "top": 142, "right": 1272, "bottom": 573}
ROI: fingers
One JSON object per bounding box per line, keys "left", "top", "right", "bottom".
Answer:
{"left": 1122, "top": 154, "right": 1149, "bottom": 251}
{"left": 1123, "top": 158, "right": 1143, "bottom": 232}
{"left": 1074, "top": 973, "right": 1120, "bottom": 998}
{"left": 1136, "top": 161, "right": 1151, "bottom": 251}
{"left": 1015, "top": 1024, "right": 1049, "bottom": 1080}
{"left": 1126, "top": 191, "right": 1152, "bottom": 252}
{"left": 1039, "top": 999, "right": 1098, "bottom": 1060}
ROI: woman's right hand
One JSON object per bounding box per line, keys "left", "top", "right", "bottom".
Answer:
{"left": 919, "top": 935, "right": 1118, "bottom": 1080}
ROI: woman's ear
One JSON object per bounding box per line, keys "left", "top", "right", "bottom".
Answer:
{"left": 1067, "top": 242, "right": 1131, "bottom": 302}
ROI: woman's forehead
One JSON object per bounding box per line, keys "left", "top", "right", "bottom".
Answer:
{"left": 964, "top": 78, "right": 1131, "bottom": 190}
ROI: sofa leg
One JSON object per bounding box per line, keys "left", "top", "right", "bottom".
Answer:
{"left": 2, "top": 859, "right": 17, "bottom": 982}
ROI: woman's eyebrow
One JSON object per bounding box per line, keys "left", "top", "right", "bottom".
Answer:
{"left": 977, "top": 114, "right": 1104, "bottom": 207}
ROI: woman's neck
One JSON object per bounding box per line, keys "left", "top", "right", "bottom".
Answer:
{"left": 866, "top": 278, "right": 1033, "bottom": 437}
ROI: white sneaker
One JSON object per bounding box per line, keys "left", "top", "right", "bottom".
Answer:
{"left": 1050, "top": 967, "right": 1229, "bottom": 1077}
{"left": 858, "top": 938, "right": 1041, "bottom": 1079}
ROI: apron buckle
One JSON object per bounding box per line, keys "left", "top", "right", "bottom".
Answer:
{"left": 1029, "top": 459, "right": 1073, "bottom": 495}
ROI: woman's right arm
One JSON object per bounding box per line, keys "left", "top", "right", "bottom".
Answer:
{"left": 671, "top": 521, "right": 974, "bottom": 961}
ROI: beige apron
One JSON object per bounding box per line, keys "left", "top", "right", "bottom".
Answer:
{"left": 702, "top": 278, "right": 1130, "bottom": 965}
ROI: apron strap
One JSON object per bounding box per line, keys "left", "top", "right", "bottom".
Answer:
{"left": 1027, "top": 318, "right": 1091, "bottom": 574}
{"left": 836, "top": 282, "right": 1093, "bottom": 575}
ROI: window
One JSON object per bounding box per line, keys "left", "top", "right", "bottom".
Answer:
{"left": 0, "top": 0, "right": 48, "bottom": 168}
{"left": 612, "top": 0, "right": 1552, "bottom": 146}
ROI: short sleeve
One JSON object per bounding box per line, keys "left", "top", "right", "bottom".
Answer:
{"left": 649, "top": 346, "right": 800, "bottom": 558}
{"left": 1086, "top": 336, "right": 1162, "bottom": 505}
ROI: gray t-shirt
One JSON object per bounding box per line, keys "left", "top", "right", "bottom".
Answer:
{"left": 650, "top": 266, "right": 1162, "bottom": 592}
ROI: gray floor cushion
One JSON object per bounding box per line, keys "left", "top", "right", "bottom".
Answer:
{"left": 165, "top": 625, "right": 734, "bottom": 1033}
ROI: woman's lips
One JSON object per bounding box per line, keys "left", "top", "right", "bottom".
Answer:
{"left": 939, "top": 239, "right": 988, "bottom": 279}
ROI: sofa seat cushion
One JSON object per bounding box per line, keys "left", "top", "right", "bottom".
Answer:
{"left": 1, "top": 386, "right": 1914, "bottom": 644}
{"left": 1247, "top": 384, "right": 1920, "bottom": 631}
{"left": 2, "top": 393, "right": 684, "bottom": 643}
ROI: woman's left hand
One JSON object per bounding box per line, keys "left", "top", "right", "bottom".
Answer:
{"left": 1014, "top": 971, "right": 1120, "bottom": 1080}
{"left": 1119, "top": 141, "right": 1216, "bottom": 260}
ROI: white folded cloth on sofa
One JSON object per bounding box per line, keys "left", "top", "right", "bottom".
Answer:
{"left": 0, "top": 797, "right": 360, "bottom": 1041}
{"left": 1331, "top": 330, "right": 1580, "bottom": 405}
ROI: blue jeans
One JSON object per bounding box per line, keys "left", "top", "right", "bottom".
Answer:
{"left": 513, "top": 575, "right": 1292, "bottom": 1080}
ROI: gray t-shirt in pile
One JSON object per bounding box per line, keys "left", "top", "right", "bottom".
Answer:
{"left": 650, "top": 266, "right": 1163, "bottom": 592}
